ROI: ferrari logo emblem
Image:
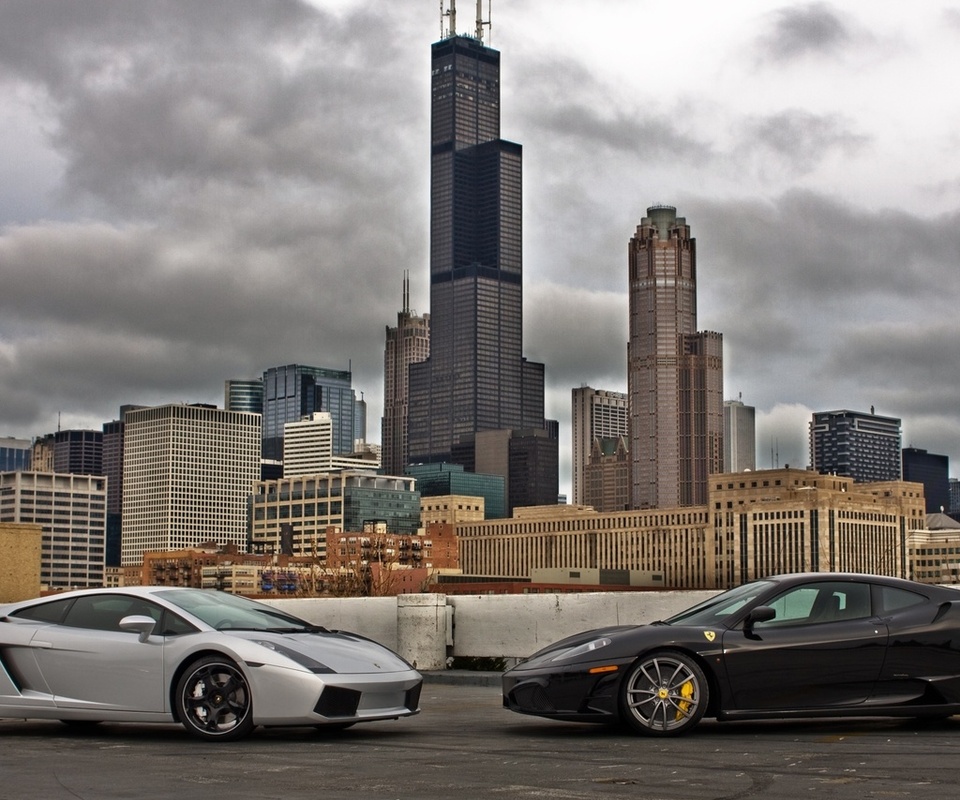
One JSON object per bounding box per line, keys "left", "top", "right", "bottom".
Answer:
{"left": 703, "top": 631, "right": 716, "bottom": 642}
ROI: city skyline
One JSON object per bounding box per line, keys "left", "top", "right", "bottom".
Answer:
{"left": 1, "top": 1, "right": 959, "bottom": 499}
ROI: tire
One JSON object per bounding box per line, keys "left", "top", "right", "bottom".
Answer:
{"left": 175, "top": 655, "right": 255, "bottom": 741}
{"left": 619, "top": 650, "right": 708, "bottom": 736}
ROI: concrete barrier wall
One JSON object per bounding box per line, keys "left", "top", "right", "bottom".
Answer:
{"left": 447, "top": 591, "right": 717, "bottom": 659}
{"left": 265, "top": 590, "right": 718, "bottom": 667}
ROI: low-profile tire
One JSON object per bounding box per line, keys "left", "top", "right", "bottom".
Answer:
{"left": 619, "top": 650, "right": 708, "bottom": 737}
{"left": 175, "top": 655, "right": 255, "bottom": 742}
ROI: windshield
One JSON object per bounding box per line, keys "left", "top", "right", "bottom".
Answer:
{"left": 663, "top": 580, "right": 775, "bottom": 627}
{"left": 156, "top": 589, "right": 318, "bottom": 632}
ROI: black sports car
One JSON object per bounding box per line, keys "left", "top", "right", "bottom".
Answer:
{"left": 502, "top": 573, "right": 960, "bottom": 736}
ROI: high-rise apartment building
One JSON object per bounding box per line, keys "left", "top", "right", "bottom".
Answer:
{"left": 283, "top": 412, "right": 380, "bottom": 477}
{"left": 571, "top": 387, "right": 629, "bottom": 505}
{"left": 262, "top": 365, "right": 356, "bottom": 461}
{"left": 0, "top": 471, "right": 106, "bottom": 590}
{"left": 382, "top": 275, "right": 430, "bottom": 476}
{"left": 121, "top": 404, "right": 261, "bottom": 566}
{"left": 407, "top": 22, "right": 552, "bottom": 481}
{"left": 628, "top": 206, "right": 723, "bottom": 508}
{"left": 283, "top": 412, "right": 334, "bottom": 477}
{"left": 723, "top": 398, "right": 756, "bottom": 473}
{"left": 809, "top": 409, "right": 902, "bottom": 483}
{"left": 901, "top": 447, "right": 949, "bottom": 513}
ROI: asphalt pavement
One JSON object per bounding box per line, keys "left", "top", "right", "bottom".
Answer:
{"left": 2, "top": 677, "right": 959, "bottom": 800}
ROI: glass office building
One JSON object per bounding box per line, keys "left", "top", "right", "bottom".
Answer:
{"left": 262, "top": 365, "right": 356, "bottom": 461}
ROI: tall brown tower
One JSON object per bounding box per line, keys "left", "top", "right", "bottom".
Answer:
{"left": 381, "top": 273, "right": 430, "bottom": 476}
{"left": 628, "top": 206, "right": 723, "bottom": 508}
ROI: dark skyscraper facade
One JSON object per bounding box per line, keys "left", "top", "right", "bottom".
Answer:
{"left": 407, "top": 29, "right": 547, "bottom": 467}
{"left": 902, "top": 447, "right": 949, "bottom": 513}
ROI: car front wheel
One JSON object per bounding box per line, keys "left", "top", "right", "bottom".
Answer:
{"left": 176, "top": 655, "right": 255, "bottom": 741}
{"left": 619, "top": 650, "right": 707, "bottom": 736}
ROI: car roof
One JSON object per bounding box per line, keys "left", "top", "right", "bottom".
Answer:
{"left": 761, "top": 572, "right": 960, "bottom": 596}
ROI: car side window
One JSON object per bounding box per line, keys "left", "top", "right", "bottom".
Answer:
{"left": 878, "top": 586, "right": 927, "bottom": 614}
{"left": 755, "top": 582, "right": 873, "bottom": 627}
{"left": 61, "top": 595, "right": 164, "bottom": 633}
{"left": 157, "top": 609, "right": 199, "bottom": 636}
{"left": 9, "top": 597, "right": 73, "bottom": 624}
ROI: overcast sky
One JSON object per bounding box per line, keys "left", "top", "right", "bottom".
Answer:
{"left": 2, "top": 0, "right": 959, "bottom": 497}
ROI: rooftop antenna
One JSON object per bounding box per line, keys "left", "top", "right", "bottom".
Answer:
{"left": 475, "top": 0, "right": 491, "bottom": 42}
{"left": 403, "top": 270, "right": 410, "bottom": 315}
{"left": 441, "top": 0, "right": 456, "bottom": 38}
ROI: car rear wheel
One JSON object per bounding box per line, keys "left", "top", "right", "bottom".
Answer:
{"left": 619, "top": 650, "right": 707, "bottom": 736}
{"left": 176, "top": 655, "right": 255, "bottom": 741}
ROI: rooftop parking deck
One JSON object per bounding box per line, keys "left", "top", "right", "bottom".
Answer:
{"left": 2, "top": 679, "right": 960, "bottom": 800}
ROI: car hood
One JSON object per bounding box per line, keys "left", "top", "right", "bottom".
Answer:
{"left": 229, "top": 629, "right": 415, "bottom": 675}
{"left": 514, "top": 624, "right": 645, "bottom": 669}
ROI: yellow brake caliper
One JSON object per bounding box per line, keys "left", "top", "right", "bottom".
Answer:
{"left": 676, "top": 680, "right": 694, "bottom": 720}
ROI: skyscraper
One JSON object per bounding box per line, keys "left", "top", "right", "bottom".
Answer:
{"left": 628, "top": 206, "right": 723, "bottom": 509}
{"left": 407, "top": 9, "right": 553, "bottom": 492}
{"left": 261, "top": 364, "right": 356, "bottom": 461}
{"left": 902, "top": 447, "right": 949, "bottom": 513}
{"left": 723, "top": 398, "right": 756, "bottom": 473}
{"left": 809, "top": 409, "right": 902, "bottom": 483}
{"left": 571, "top": 387, "right": 629, "bottom": 506}
{"left": 381, "top": 274, "right": 430, "bottom": 476}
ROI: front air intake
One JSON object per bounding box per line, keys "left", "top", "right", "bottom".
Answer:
{"left": 314, "top": 686, "right": 361, "bottom": 718}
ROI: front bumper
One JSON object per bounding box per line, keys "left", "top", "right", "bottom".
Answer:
{"left": 249, "top": 664, "right": 422, "bottom": 727}
{"left": 502, "top": 660, "right": 633, "bottom": 723}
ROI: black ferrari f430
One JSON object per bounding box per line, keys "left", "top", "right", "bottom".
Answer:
{"left": 502, "top": 573, "right": 960, "bottom": 735}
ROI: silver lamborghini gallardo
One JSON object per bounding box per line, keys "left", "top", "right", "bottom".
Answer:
{"left": 0, "top": 587, "right": 422, "bottom": 740}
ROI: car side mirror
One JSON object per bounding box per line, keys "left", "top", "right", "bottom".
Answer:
{"left": 120, "top": 614, "right": 157, "bottom": 643}
{"left": 743, "top": 605, "right": 776, "bottom": 635}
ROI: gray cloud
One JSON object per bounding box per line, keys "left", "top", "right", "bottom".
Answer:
{"left": 756, "top": 3, "right": 854, "bottom": 62}
{"left": 738, "top": 110, "right": 870, "bottom": 177}
{"left": 1, "top": 0, "right": 959, "bottom": 496}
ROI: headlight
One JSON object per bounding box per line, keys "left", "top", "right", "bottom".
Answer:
{"left": 551, "top": 637, "right": 612, "bottom": 662}
{"left": 256, "top": 640, "right": 335, "bottom": 674}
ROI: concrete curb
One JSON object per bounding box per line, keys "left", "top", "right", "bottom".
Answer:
{"left": 421, "top": 670, "right": 502, "bottom": 687}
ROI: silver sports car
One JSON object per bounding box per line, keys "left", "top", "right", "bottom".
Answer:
{"left": 0, "top": 586, "right": 422, "bottom": 741}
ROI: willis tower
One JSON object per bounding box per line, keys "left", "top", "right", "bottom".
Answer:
{"left": 408, "top": 2, "right": 557, "bottom": 512}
